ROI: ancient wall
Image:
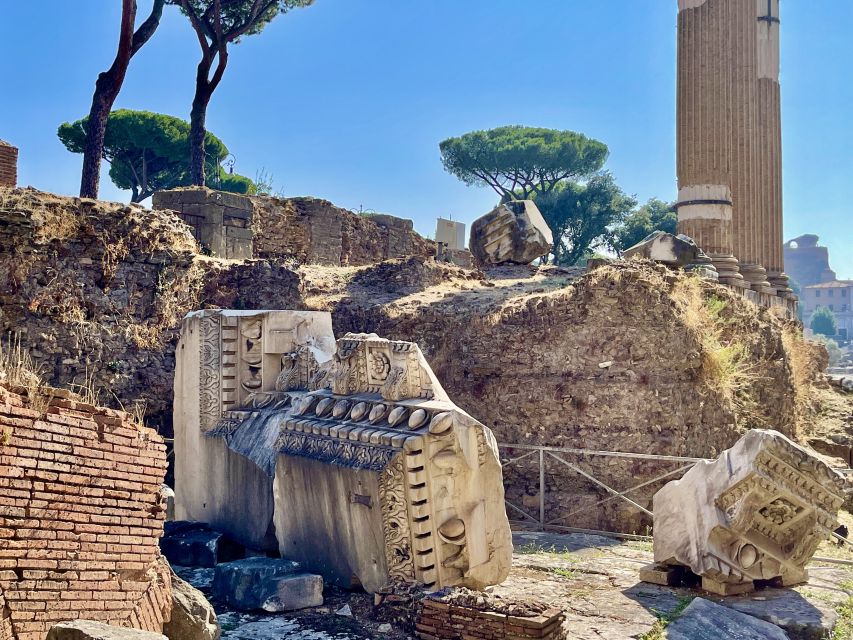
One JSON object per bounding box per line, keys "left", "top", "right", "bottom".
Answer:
{"left": 152, "top": 188, "right": 253, "bottom": 260}
{"left": 0, "top": 385, "right": 170, "bottom": 640}
{"left": 0, "top": 188, "right": 305, "bottom": 434}
{"left": 0, "top": 142, "right": 17, "bottom": 188}
{"left": 252, "top": 196, "right": 435, "bottom": 266}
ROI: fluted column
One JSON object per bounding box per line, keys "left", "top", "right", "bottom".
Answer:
{"left": 676, "top": 0, "right": 748, "bottom": 287}
{"left": 756, "top": 0, "right": 793, "bottom": 296}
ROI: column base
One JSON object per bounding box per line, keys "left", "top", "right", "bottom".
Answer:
{"left": 709, "top": 254, "right": 750, "bottom": 289}
{"left": 738, "top": 263, "right": 774, "bottom": 294}
{"left": 767, "top": 271, "right": 796, "bottom": 300}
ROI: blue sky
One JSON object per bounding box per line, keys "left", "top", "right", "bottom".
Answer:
{"left": 1, "top": 1, "right": 850, "bottom": 277}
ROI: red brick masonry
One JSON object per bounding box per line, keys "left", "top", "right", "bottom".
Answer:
{"left": 416, "top": 598, "right": 565, "bottom": 640}
{"left": 0, "top": 385, "right": 170, "bottom": 640}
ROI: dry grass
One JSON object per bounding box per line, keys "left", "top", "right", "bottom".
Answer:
{"left": 0, "top": 188, "right": 83, "bottom": 244}
{"left": 0, "top": 333, "right": 50, "bottom": 415}
{"left": 672, "top": 276, "right": 761, "bottom": 418}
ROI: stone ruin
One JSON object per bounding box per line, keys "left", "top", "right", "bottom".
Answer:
{"left": 173, "top": 311, "right": 512, "bottom": 594}
{"left": 469, "top": 200, "right": 553, "bottom": 266}
{"left": 173, "top": 309, "right": 336, "bottom": 551}
{"left": 644, "top": 429, "right": 846, "bottom": 595}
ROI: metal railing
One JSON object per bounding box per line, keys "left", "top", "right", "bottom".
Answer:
{"left": 498, "top": 443, "right": 707, "bottom": 535}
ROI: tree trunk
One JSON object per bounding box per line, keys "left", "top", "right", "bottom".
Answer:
{"left": 80, "top": 0, "right": 137, "bottom": 199}
{"left": 188, "top": 56, "right": 214, "bottom": 186}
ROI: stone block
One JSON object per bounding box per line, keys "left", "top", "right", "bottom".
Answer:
{"left": 469, "top": 200, "right": 553, "bottom": 265}
{"left": 160, "top": 521, "right": 244, "bottom": 568}
{"left": 163, "top": 572, "right": 220, "bottom": 640}
{"left": 182, "top": 203, "right": 225, "bottom": 224}
{"left": 198, "top": 222, "right": 226, "bottom": 257}
{"left": 173, "top": 311, "right": 336, "bottom": 551}
{"left": 622, "top": 231, "right": 705, "bottom": 267}
{"left": 273, "top": 333, "right": 513, "bottom": 593}
{"left": 666, "top": 597, "right": 788, "bottom": 639}
{"left": 47, "top": 621, "right": 166, "bottom": 640}
{"left": 212, "top": 558, "right": 322, "bottom": 612}
{"left": 651, "top": 429, "right": 845, "bottom": 590}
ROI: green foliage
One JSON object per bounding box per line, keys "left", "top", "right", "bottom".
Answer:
{"left": 532, "top": 172, "right": 637, "bottom": 266}
{"left": 810, "top": 305, "right": 838, "bottom": 337}
{"left": 439, "top": 125, "right": 608, "bottom": 201}
{"left": 611, "top": 198, "right": 677, "bottom": 254}
{"left": 172, "top": 0, "right": 314, "bottom": 41}
{"left": 639, "top": 597, "right": 694, "bottom": 640}
{"left": 58, "top": 110, "right": 253, "bottom": 201}
{"left": 217, "top": 169, "right": 256, "bottom": 195}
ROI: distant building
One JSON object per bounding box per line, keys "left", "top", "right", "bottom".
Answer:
{"left": 435, "top": 217, "right": 465, "bottom": 251}
{"left": 801, "top": 280, "right": 853, "bottom": 340}
{"left": 784, "top": 234, "right": 837, "bottom": 288}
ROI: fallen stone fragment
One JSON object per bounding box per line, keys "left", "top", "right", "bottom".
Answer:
{"left": 469, "top": 200, "right": 553, "bottom": 265}
{"left": 212, "top": 557, "right": 323, "bottom": 612}
{"left": 651, "top": 429, "right": 845, "bottom": 593}
{"left": 160, "top": 521, "right": 244, "bottom": 568}
{"left": 715, "top": 588, "right": 838, "bottom": 640}
{"left": 622, "top": 231, "right": 704, "bottom": 267}
{"left": 666, "top": 597, "right": 788, "bottom": 639}
{"left": 47, "top": 621, "right": 166, "bottom": 640}
{"left": 164, "top": 572, "right": 220, "bottom": 640}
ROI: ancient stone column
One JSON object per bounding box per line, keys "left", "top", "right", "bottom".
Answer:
{"left": 676, "top": 0, "right": 747, "bottom": 287}
{"left": 756, "top": 0, "right": 793, "bottom": 296}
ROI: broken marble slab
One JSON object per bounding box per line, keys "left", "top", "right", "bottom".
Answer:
{"left": 212, "top": 558, "right": 323, "bottom": 612}
{"left": 46, "top": 621, "right": 166, "bottom": 640}
{"left": 666, "top": 597, "right": 789, "bottom": 639}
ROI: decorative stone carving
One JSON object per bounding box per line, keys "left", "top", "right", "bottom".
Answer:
{"left": 272, "top": 333, "right": 513, "bottom": 593}
{"left": 469, "top": 201, "right": 553, "bottom": 266}
{"left": 173, "top": 310, "right": 336, "bottom": 551}
{"left": 650, "top": 429, "right": 845, "bottom": 595}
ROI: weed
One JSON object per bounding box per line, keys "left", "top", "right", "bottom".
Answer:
{"left": 639, "top": 596, "right": 693, "bottom": 640}
{"left": 672, "top": 276, "right": 762, "bottom": 422}
{"left": 551, "top": 567, "right": 577, "bottom": 580}
{"left": 831, "top": 581, "right": 853, "bottom": 640}
{"left": 0, "top": 332, "right": 50, "bottom": 414}
{"left": 0, "top": 426, "right": 11, "bottom": 446}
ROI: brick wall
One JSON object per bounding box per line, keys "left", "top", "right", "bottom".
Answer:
{"left": 0, "top": 385, "right": 171, "bottom": 640}
{"left": 0, "top": 142, "right": 17, "bottom": 188}
{"left": 416, "top": 597, "right": 565, "bottom": 640}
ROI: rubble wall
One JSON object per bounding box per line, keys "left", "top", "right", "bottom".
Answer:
{"left": 0, "top": 188, "right": 304, "bottom": 435}
{"left": 0, "top": 385, "right": 170, "bottom": 640}
{"left": 252, "top": 196, "right": 435, "bottom": 266}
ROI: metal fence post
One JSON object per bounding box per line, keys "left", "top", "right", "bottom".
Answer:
{"left": 539, "top": 448, "right": 545, "bottom": 530}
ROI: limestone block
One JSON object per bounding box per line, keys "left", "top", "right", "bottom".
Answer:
{"left": 665, "top": 598, "right": 788, "bottom": 640}
{"left": 160, "top": 521, "right": 244, "bottom": 568}
{"left": 652, "top": 430, "right": 845, "bottom": 589}
{"left": 469, "top": 201, "right": 553, "bottom": 265}
{"left": 173, "top": 310, "right": 335, "bottom": 551}
{"left": 272, "top": 333, "right": 513, "bottom": 593}
{"left": 163, "top": 573, "right": 220, "bottom": 640}
{"left": 47, "top": 621, "right": 166, "bottom": 640}
{"left": 212, "top": 558, "right": 322, "bottom": 612}
{"left": 622, "top": 231, "right": 705, "bottom": 267}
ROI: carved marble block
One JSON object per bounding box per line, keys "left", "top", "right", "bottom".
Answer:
{"left": 272, "top": 333, "right": 513, "bottom": 593}
{"left": 173, "top": 310, "right": 336, "bottom": 550}
{"left": 651, "top": 430, "right": 845, "bottom": 594}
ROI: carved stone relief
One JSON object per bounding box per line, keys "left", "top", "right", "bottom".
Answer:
{"left": 651, "top": 429, "right": 846, "bottom": 593}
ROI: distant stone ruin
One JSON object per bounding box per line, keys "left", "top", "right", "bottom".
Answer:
{"left": 0, "top": 140, "right": 17, "bottom": 188}
{"left": 152, "top": 188, "right": 254, "bottom": 260}
{"left": 645, "top": 429, "right": 846, "bottom": 595}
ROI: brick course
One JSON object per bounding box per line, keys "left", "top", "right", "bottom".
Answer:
{"left": 0, "top": 385, "right": 170, "bottom": 640}
{"left": 416, "top": 598, "right": 565, "bottom": 640}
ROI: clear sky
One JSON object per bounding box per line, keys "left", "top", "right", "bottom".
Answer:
{"left": 1, "top": 1, "right": 850, "bottom": 278}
